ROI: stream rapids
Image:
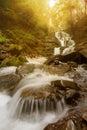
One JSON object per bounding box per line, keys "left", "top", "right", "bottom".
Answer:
{"left": 0, "top": 32, "right": 87, "bottom": 130}
{"left": 0, "top": 57, "right": 69, "bottom": 130}
{"left": 0, "top": 56, "right": 87, "bottom": 130}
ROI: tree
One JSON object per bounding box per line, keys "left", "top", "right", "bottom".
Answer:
{"left": 52, "top": 0, "right": 84, "bottom": 30}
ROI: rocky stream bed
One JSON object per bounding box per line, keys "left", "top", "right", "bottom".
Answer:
{"left": 0, "top": 51, "right": 87, "bottom": 130}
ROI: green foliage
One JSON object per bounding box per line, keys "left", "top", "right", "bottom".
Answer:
{"left": 6, "top": 29, "right": 36, "bottom": 44}
{"left": 9, "top": 44, "right": 22, "bottom": 56}
{"left": 0, "top": 32, "right": 9, "bottom": 43}
{"left": 9, "top": 44, "right": 22, "bottom": 51}
{"left": 0, "top": 0, "right": 52, "bottom": 66}
{"left": 0, "top": 56, "right": 27, "bottom": 67}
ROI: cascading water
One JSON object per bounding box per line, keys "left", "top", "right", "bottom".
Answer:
{"left": 9, "top": 68, "right": 70, "bottom": 121}
{"left": 54, "top": 31, "right": 75, "bottom": 55}
{"left": 0, "top": 57, "right": 76, "bottom": 130}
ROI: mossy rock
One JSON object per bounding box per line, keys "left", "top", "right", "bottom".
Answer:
{"left": 0, "top": 56, "right": 27, "bottom": 67}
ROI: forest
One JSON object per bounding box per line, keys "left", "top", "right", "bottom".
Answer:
{"left": 0, "top": 0, "right": 87, "bottom": 66}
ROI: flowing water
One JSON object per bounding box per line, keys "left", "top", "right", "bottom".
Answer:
{"left": 54, "top": 31, "right": 75, "bottom": 55}
{"left": 0, "top": 66, "right": 17, "bottom": 76}
{"left": 9, "top": 67, "right": 70, "bottom": 121}
{"left": 0, "top": 57, "right": 80, "bottom": 130}
{"left": 0, "top": 91, "right": 67, "bottom": 130}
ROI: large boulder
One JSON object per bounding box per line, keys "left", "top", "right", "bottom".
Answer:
{"left": 45, "top": 52, "right": 87, "bottom": 65}
{"left": 20, "top": 85, "right": 61, "bottom": 100}
{"left": 73, "top": 65, "right": 87, "bottom": 91}
{"left": 44, "top": 110, "right": 87, "bottom": 130}
{"left": 0, "top": 66, "right": 21, "bottom": 94}
{"left": 51, "top": 80, "right": 81, "bottom": 106}
{"left": 76, "top": 41, "right": 87, "bottom": 58}
{"left": 51, "top": 80, "right": 79, "bottom": 90}
{"left": 0, "top": 74, "right": 20, "bottom": 94}
{"left": 43, "top": 63, "right": 70, "bottom": 75}
{"left": 0, "top": 74, "right": 20, "bottom": 88}
{"left": 16, "top": 63, "right": 35, "bottom": 77}
{"left": 10, "top": 85, "right": 65, "bottom": 119}
{"left": 65, "top": 89, "right": 80, "bottom": 106}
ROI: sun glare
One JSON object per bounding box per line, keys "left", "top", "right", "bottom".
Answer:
{"left": 49, "top": 0, "right": 56, "bottom": 8}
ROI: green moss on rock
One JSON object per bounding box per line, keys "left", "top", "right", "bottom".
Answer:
{"left": 0, "top": 56, "right": 27, "bottom": 67}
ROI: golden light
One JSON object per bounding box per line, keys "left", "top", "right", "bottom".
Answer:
{"left": 49, "top": 0, "right": 56, "bottom": 8}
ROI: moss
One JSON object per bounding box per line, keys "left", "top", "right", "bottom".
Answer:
{"left": 18, "top": 55, "right": 27, "bottom": 63}
{"left": 0, "top": 56, "right": 26, "bottom": 67}
{"left": 0, "top": 32, "right": 9, "bottom": 43}
{"left": 8, "top": 44, "right": 23, "bottom": 56}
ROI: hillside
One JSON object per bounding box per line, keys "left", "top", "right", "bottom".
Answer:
{"left": 0, "top": 1, "right": 57, "bottom": 66}
{"left": 0, "top": 0, "right": 87, "bottom": 67}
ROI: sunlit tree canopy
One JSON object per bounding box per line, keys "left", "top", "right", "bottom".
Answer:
{"left": 0, "top": 0, "right": 87, "bottom": 62}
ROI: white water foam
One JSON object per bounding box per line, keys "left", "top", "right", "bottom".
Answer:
{"left": 0, "top": 66, "right": 17, "bottom": 76}
{"left": 54, "top": 31, "right": 75, "bottom": 55}
{"left": 16, "top": 68, "right": 73, "bottom": 90}
{"left": 0, "top": 92, "right": 68, "bottom": 130}
{"left": 0, "top": 57, "right": 72, "bottom": 130}
{"left": 26, "top": 57, "right": 47, "bottom": 65}
{"left": 9, "top": 68, "right": 70, "bottom": 119}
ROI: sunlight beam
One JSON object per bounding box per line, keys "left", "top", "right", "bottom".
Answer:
{"left": 49, "top": 0, "right": 56, "bottom": 8}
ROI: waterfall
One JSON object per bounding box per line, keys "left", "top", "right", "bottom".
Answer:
{"left": 54, "top": 31, "right": 75, "bottom": 55}
{"left": 54, "top": 47, "right": 61, "bottom": 55}
{"left": 0, "top": 91, "right": 68, "bottom": 130}
{"left": 9, "top": 68, "right": 69, "bottom": 121}
{"left": 0, "top": 57, "right": 75, "bottom": 130}
{"left": 10, "top": 95, "right": 66, "bottom": 121}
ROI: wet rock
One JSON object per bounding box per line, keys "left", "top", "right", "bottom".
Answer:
{"left": 0, "top": 50, "right": 10, "bottom": 61}
{"left": 65, "top": 89, "right": 80, "bottom": 106}
{"left": 51, "top": 79, "right": 81, "bottom": 106}
{"left": 45, "top": 52, "right": 87, "bottom": 65}
{"left": 51, "top": 80, "right": 79, "bottom": 90}
{"left": 45, "top": 57, "right": 59, "bottom": 65}
{"left": 82, "top": 111, "right": 87, "bottom": 121}
{"left": 0, "top": 74, "right": 20, "bottom": 93}
{"left": 0, "top": 74, "right": 20, "bottom": 87}
{"left": 16, "top": 63, "right": 35, "bottom": 77}
{"left": 20, "top": 85, "right": 61, "bottom": 101}
{"left": 80, "top": 64, "right": 87, "bottom": 70}
{"left": 43, "top": 63, "right": 70, "bottom": 75}
{"left": 73, "top": 65, "right": 87, "bottom": 91}
{"left": 76, "top": 41, "right": 87, "bottom": 58}
{"left": 67, "top": 61, "right": 78, "bottom": 68}
{"left": 44, "top": 110, "right": 87, "bottom": 130}
{"left": 64, "top": 69, "right": 76, "bottom": 79}
{"left": 14, "top": 85, "right": 64, "bottom": 117}
{"left": 62, "top": 80, "right": 79, "bottom": 90}
{"left": 51, "top": 80, "right": 66, "bottom": 92}
{"left": 0, "top": 66, "right": 21, "bottom": 94}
